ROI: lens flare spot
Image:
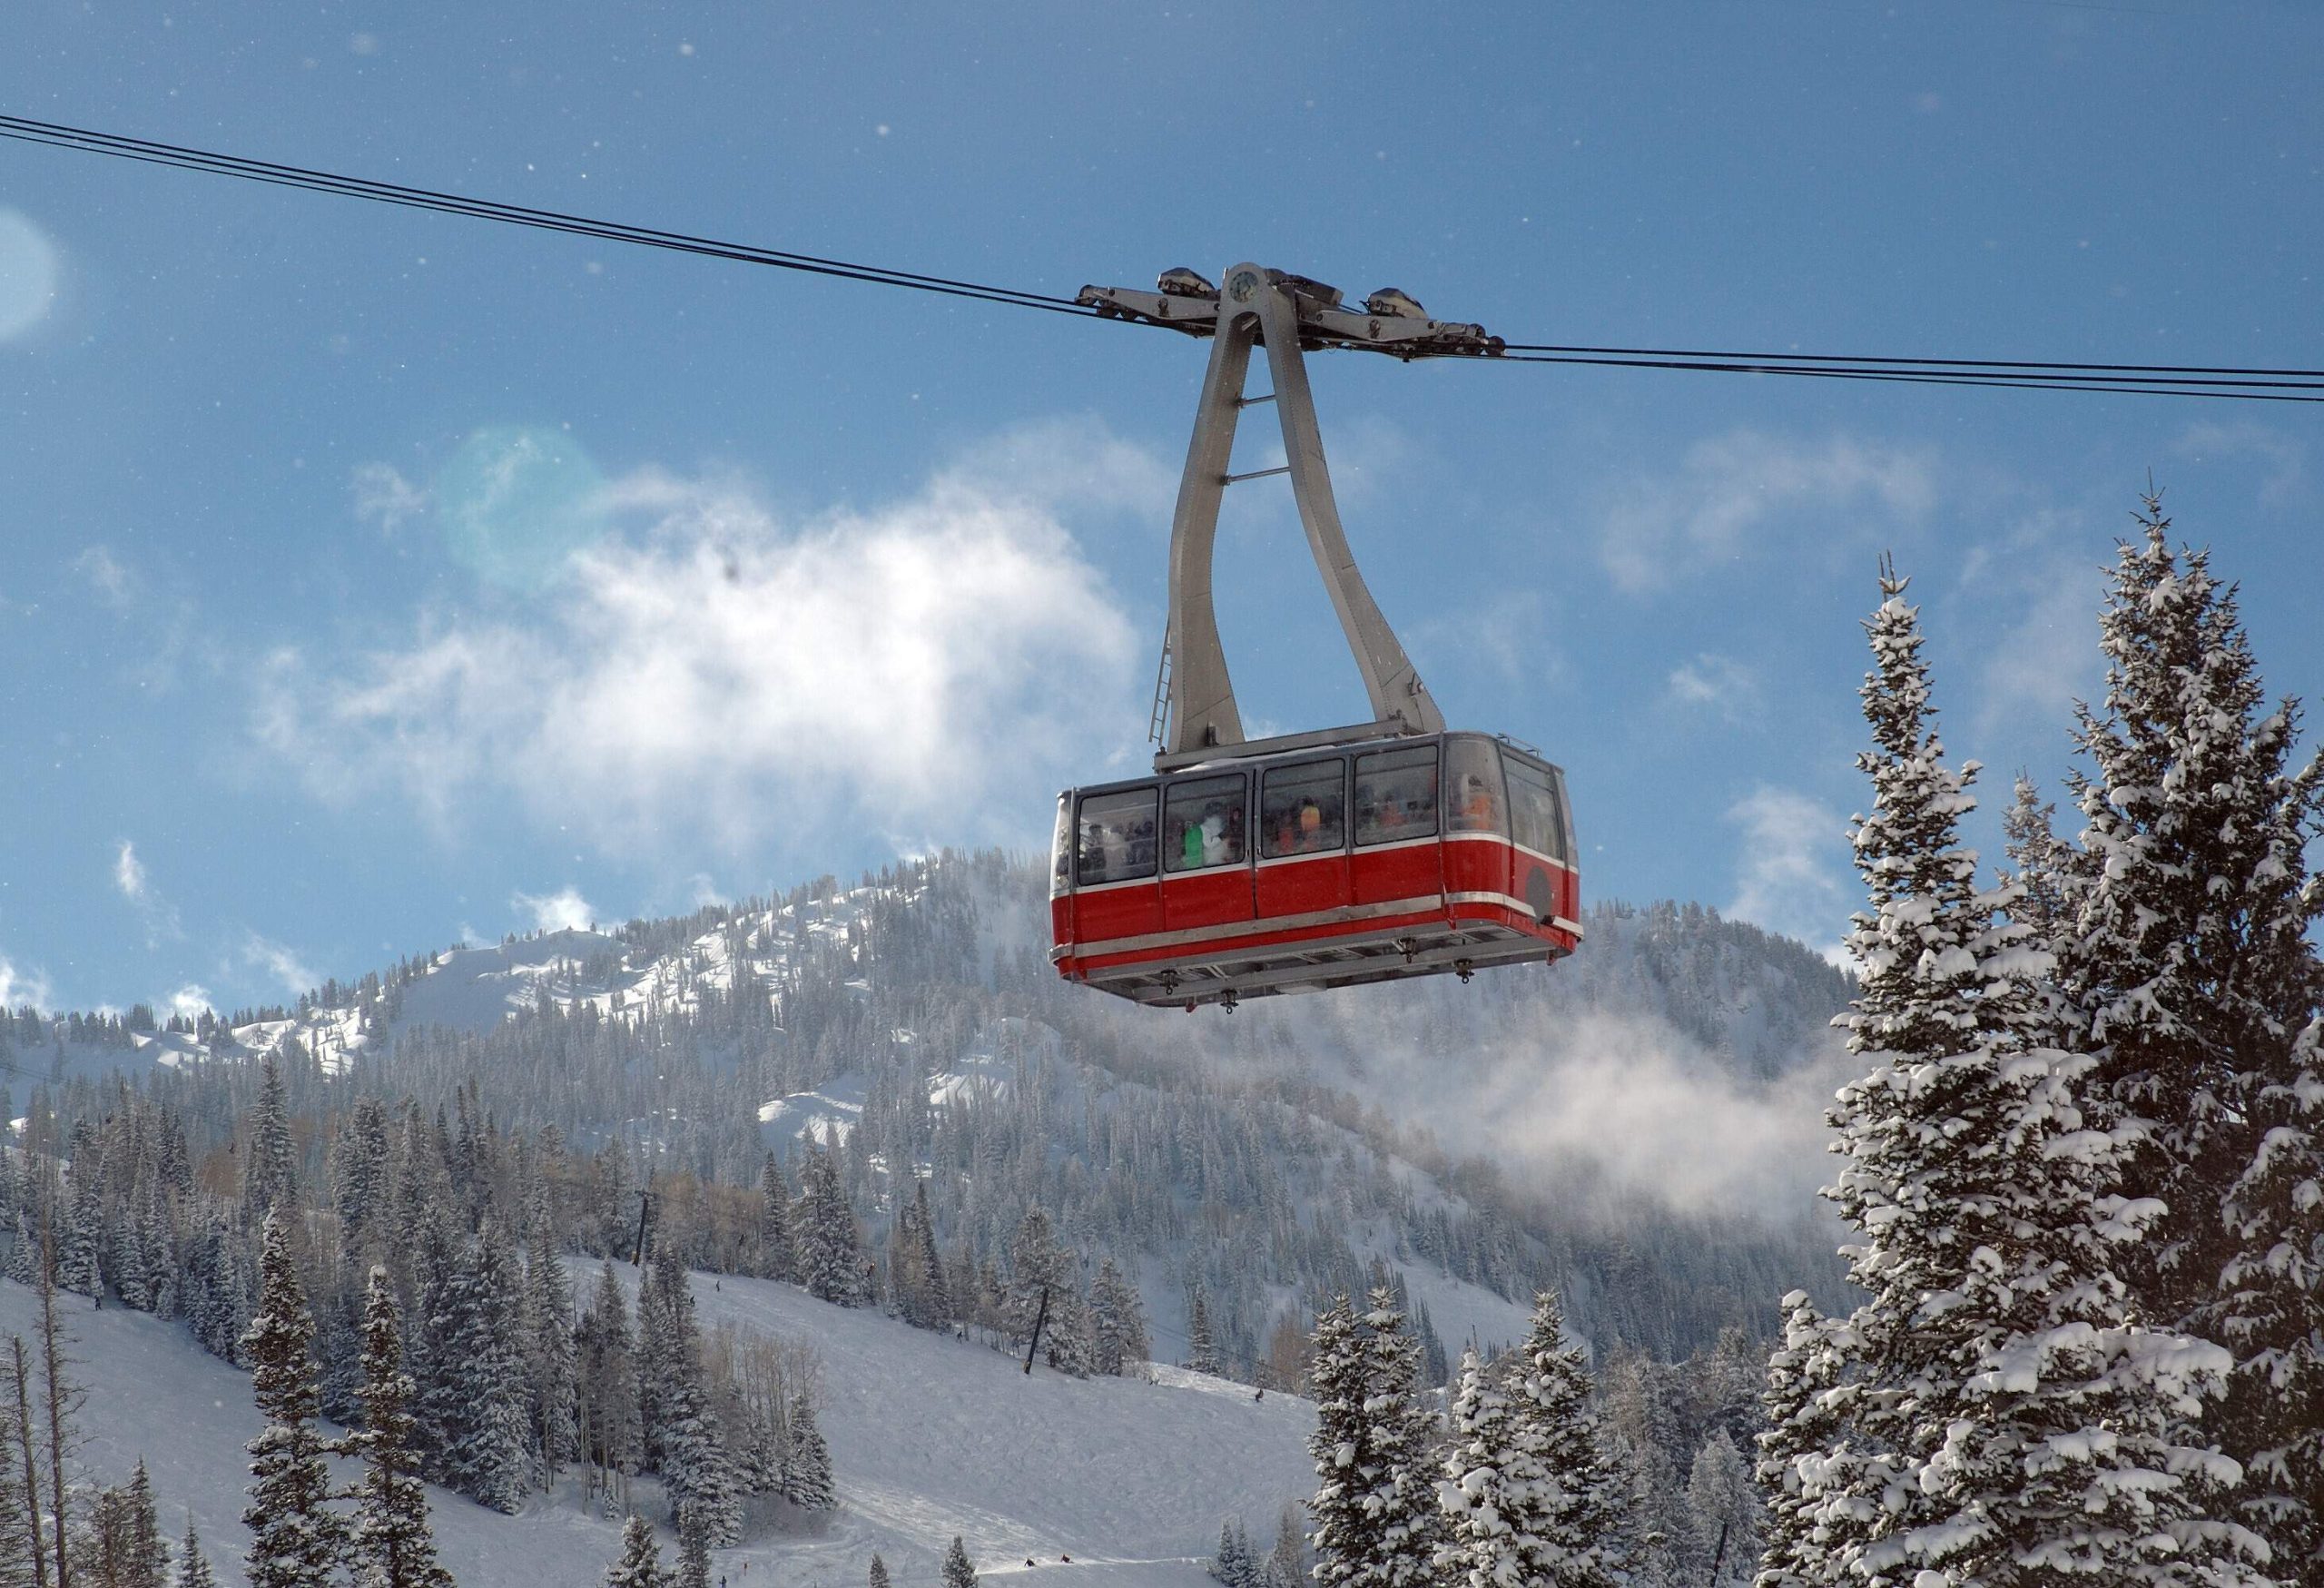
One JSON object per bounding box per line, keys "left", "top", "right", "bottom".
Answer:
{"left": 436, "top": 425, "right": 609, "bottom": 589}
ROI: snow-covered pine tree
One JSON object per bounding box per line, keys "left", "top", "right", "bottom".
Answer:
{"left": 348, "top": 1266, "right": 452, "bottom": 1588}
{"left": 1043, "top": 1281, "right": 1094, "bottom": 1378}
{"left": 179, "top": 1514, "right": 218, "bottom": 1588}
{"left": 524, "top": 1185, "right": 579, "bottom": 1482}
{"left": 1267, "top": 1503, "right": 1305, "bottom": 1588}
{"left": 1795, "top": 562, "right": 2268, "bottom": 1588}
{"left": 1188, "top": 1284, "right": 1220, "bottom": 1376}
{"left": 580, "top": 1259, "right": 642, "bottom": 1484}
{"left": 911, "top": 1177, "right": 950, "bottom": 1329}
{"left": 241, "top": 1056, "right": 299, "bottom": 1222}
{"left": 604, "top": 1513, "right": 665, "bottom": 1588}
{"left": 1214, "top": 1518, "right": 1262, "bottom": 1588}
{"left": 674, "top": 1500, "right": 711, "bottom": 1588}
{"left": 779, "top": 1391, "right": 834, "bottom": 1511}
{"left": 1307, "top": 1290, "right": 1444, "bottom": 1588}
{"left": 241, "top": 1209, "right": 345, "bottom": 1588}
{"left": 434, "top": 1220, "right": 535, "bottom": 1513}
{"left": 123, "top": 1456, "right": 166, "bottom": 1588}
{"left": 1682, "top": 1429, "right": 1760, "bottom": 1586}
{"left": 1090, "top": 1257, "right": 1147, "bottom": 1376}
{"left": 869, "top": 1552, "right": 891, "bottom": 1588}
{"left": 1438, "top": 1287, "right": 1622, "bottom": 1588}
{"left": 942, "top": 1535, "right": 978, "bottom": 1588}
{"left": 656, "top": 1308, "right": 742, "bottom": 1546}
{"left": 793, "top": 1144, "right": 866, "bottom": 1307}
{"left": 1752, "top": 1291, "right": 1838, "bottom": 1588}
{"left": 2060, "top": 499, "right": 2324, "bottom": 1575}
{"left": 758, "top": 1152, "right": 794, "bottom": 1284}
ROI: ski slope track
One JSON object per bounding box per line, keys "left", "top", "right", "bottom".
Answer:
{"left": 0, "top": 1261, "right": 1313, "bottom": 1588}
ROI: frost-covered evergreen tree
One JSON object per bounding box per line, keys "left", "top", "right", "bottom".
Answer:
{"left": 869, "top": 1553, "right": 891, "bottom": 1588}
{"left": 1437, "top": 1288, "right": 1621, "bottom": 1588}
{"left": 1683, "top": 1429, "right": 1760, "bottom": 1585}
{"left": 241, "top": 1210, "right": 345, "bottom": 1588}
{"left": 1753, "top": 1292, "right": 1839, "bottom": 1588}
{"left": 179, "top": 1514, "right": 218, "bottom": 1588}
{"left": 674, "top": 1500, "right": 711, "bottom": 1588}
{"left": 1188, "top": 1284, "right": 1220, "bottom": 1376}
{"left": 523, "top": 1187, "right": 579, "bottom": 1482}
{"left": 604, "top": 1513, "right": 665, "bottom": 1588}
{"left": 645, "top": 1254, "right": 739, "bottom": 1546}
{"left": 1307, "top": 1290, "right": 1444, "bottom": 1588}
{"left": 1212, "top": 1519, "right": 1256, "bottom": 1588}
{"left": 1788, "top": 564, "right": 2269, "bottom": 1588}
{"left": 1090, "top": 1257, "right": 1147, "bottom": 1376}
{"left": 348, "top": 1267, "right": 452, "bottom": 1588}
{"left": 793, "top": 1144, "right": 866, "bottom": 1307}
{"left": 2058, "top": 500, "right": 2324, "bottom": 1575}
{"left": 579, "top": 1259, "right": 642, "bottom": 1481}
{"left": 942, "top": 1535, "right": 978, "bottom": 1588}
{"left": 779, "top": 1392, "right": 834, "bottom": 1511}
{"left": 241, "top": 1056, "right": 299, "bottom": 1222}
{"left": 1043, "top": 1282, "right": 1093, "bottom": 1378}
{"left": 757, "top": 1152, "right": 794, "bottom": 1284}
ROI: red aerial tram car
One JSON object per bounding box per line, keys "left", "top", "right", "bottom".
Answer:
{"left": 1052, "top": 262, "right": 1581, "bottom": 1009}
{"left": 1051, "top": 731, "right": 1580, "bottom": 1009}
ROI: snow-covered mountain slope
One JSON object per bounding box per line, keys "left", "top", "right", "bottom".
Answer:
{"left": 4, "top": 1259, "right": 1311, "bottom": 1588}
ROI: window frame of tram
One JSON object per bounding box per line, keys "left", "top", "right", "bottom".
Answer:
{"left": 1501, "top": 751, "right": 1569, "bottom": 864}
{"left": 1074, "top": 786, "right": 1160, "bottom": 886}
{"left": 1161, "top": 773, "right": 1248, "bottom": 874}
{"left": 1443, "top": 737, "right": 1508, "bottom": 834}
{"left": 1050, "top": 794, "right": 1074, "bottom": 897}
{"left": 1352, "top": 744, "right": 1441, "bottom": 847}
{"left": 1259, "top": 758, "right": 1349, "bottom": 860}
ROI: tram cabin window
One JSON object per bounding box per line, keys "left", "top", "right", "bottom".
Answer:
{"left": 1354, "top": 745, "right": 1440, "bottom": 845}
{"left": 1444, "top": 738, "right": 1508, "bottom": 833}
{"left": 1077, "top": 787, "right": 1158, "bottom": 884}
{"left": 1164, "top": 774, "right": 1246, "bottom": 873}
{"left": 1261, "top": 759, "right": 1347, "bottom": 857}
{"left": 1502, "top": 753, "right": 1568, "bottom": 863}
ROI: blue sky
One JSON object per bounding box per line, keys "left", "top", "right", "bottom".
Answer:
{"left": 2, "top": 0, "right": 2319, "bottom": 1016}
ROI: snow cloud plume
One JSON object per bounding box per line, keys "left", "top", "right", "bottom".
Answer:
{"left": 1599, "top": 430, "right": 1935, "bottom": 594}
{"left": 113, "top": 840, "right": 182, "bottom": 947}
{"left": 514, "top": 887, "right": 596, "bottom": 933}
{"left": 1726, "top": 785, "right": 1850, "bottom": 955}
{"left": 241, "top": 933, "right": 318, "bottom": 1000}
{"left": 0, "top": 953, "right": 54, "bottom": 1014}
{"left": 259, "top": 419, "right": 1145, "bottom": 856}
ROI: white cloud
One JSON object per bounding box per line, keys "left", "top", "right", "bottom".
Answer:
{"left": 113, "top": 839, "right": 183, "bottom": 946}
{"left": 514, "top": 887, "right": 596, "bottom": 933}
{"left": 0, "top": 953, "right": 54, "bottom": 1014}
{"left": 168, "top": 983, "right": 213, "bottom": 1019}
{"left": 687, "top": 873, "right": 729, "bottom": 910}
{"left": 1599, "top": 430, "right": 1936, "bottom": 594}
{"left": 2173, "top": 421, "right": 2305, "bottom": 508}
{"left": 0, "top": 209, "right": 63, "bottom": 342}
{"left": 258, "top": 418, "right": 1146, "bottom": 855}
{"left": 1726, "top": 785, "right": 1850, "bottom": 953}
{"left": 351, "top": 462, "right": 429, "bottom": 536}
{"left": 73, "top": 546, "right": 134, "bottom": 611}
{"left": 1666, "top": 653, "right": 1761, "bottom": 722}
{"left": 241, "top": 933, "right": 318, "bottom": 999}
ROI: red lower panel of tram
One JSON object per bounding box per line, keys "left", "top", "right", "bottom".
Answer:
{"left": 1050, "top": 834, "right": 1579, "bottom": 1009}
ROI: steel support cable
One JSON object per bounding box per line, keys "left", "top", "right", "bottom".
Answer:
{"left": 1503, "top": 340, "right": 2324, "bottom": 381}
{"left": 0, "top": 113, "right": 1097, "bottom": 317}
{"left": 1488, "top": 350, "right": 2324, "bottom": 402}
{"left": 5, "top": 112, "right": 2319, "bottom": 399}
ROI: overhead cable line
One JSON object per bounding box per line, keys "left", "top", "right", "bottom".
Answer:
{"left": 0, "top": 113, "right": 1098, "bottom": 317}
{"left": 5, "top": 113, "right": 2319, "bottom": 402}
